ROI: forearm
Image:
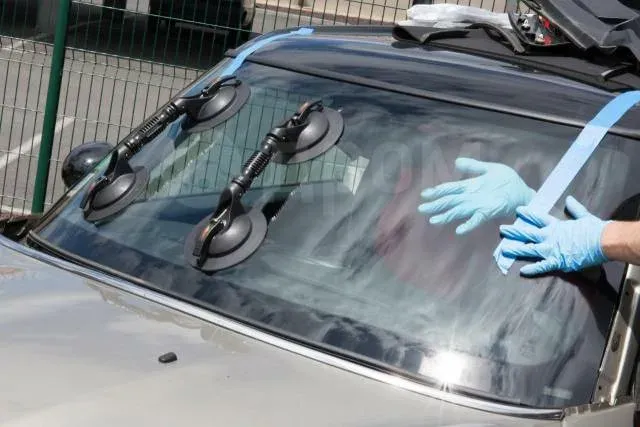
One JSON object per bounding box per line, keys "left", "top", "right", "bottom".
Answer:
{"left": 601, "top": 221, "right": 640, "bottom": 265}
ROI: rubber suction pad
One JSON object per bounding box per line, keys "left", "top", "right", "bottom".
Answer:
{"left": 184, "top": 207, "right": 267, "bottom": 272}
{"left": 83, "top": 167, "right": 149, "bottom": 222}
{"left": 181, "top": 81, "right": 251, "bottom": 134}
{"left": 273, "top": 107, "right": 344, "bottom": 165}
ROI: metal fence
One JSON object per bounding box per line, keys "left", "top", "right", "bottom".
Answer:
{"left": 0, "top": 0, "right": 508, "bottom": 215}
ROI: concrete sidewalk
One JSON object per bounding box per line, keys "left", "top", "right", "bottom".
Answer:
{"left": 253, "top": 0, "right": 507, "bottom": 25}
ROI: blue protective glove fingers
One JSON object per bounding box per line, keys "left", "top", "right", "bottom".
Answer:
{"left": 499, "top": 223, "right": 547, "bottom": 243}
{"left": 520, "top": 259, "right": 560, "bottom": 276}
{"left": 456, "top": 211, "right": 487, "bottom": 235}
{"left": 418, "top": 194, "right": 466, "bottom": 215}
{"left": 498, "top": 196, "right": 609, "bottom": 275}
{"left": 515, "top": 206, "right": 557, "bottom": 228}
{"left": 501, "top": 241, "right": 549, "bottom": 259}
{"left": 419, "top": 157, "right": 535, "bottom": 234}
{"left": 420, "top": 181, "right": 468, "bottom": 200}
{"left": 430, "top": 205, "right": 471, "bottom": 224}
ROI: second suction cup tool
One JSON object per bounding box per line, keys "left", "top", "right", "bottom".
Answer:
{"left": 271, "top": 100, "right": 344, "bottom": 164}
{"left": 184, "top": 188, "right": 268, "bottom": 272}
{"left": 184, "top": 99, "right": 345, "bottom": 273}
{"left": 180, "top": 76, "right": 251, "bottom": 134}
{"left": 80, "top": 151, "right": 150, "bottom": 222}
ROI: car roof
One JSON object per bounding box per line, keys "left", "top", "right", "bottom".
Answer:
{"left": 228, "top": 25, "right": 640, "bottom": 140}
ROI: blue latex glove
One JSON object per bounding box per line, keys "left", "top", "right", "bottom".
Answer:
{"left": 499, "top": 196, "right": 610, "bottom": 276}
{"left": 418, "top": 157, "right": 535, "bottom": 235}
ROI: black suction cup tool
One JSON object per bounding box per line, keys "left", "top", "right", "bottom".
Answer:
{"left": 81, "top": 75, "right": 249, "bottom": 222}
{"left": 184, "top": 186, "right": 268, "bottom": 272}
{"left": 185, "top": 99, "right": 344, "bottom": 272}
{"left": 80, "top": 151, "right": 150, "bottom": 222}
{"left": 180, "top": 76, "right": 251, "bottom": 134}
{"left": 271, "top": 100, "right": 344, "bottom": 165}
{"left": 184, "top": 133, "right": 274, "bottom": 272}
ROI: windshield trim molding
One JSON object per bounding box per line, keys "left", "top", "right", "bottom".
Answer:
{"left": 2, "top": 233, "right": 565, "bottom": 420}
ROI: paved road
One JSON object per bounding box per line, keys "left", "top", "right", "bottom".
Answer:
{"left": 0, "top": 7, "right": 307, "bottom": 214}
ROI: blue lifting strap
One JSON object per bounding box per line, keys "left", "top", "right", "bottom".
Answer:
{"left": 494, "top": 90, "right": 640, "bottom": 274}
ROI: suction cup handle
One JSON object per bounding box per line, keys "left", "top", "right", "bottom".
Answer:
{"left": 175, "top": 75, "right": 245, "bottom": 121}
{"left": 269, "top": 99, "right": 328, "bottom": 154}
{"left": 79, "top": 175, "right": 109, "bottom": 209}
{"left": 192, "top": 133, "right": 278, "bottom": 264}
{"left": 201, "top": 75, "right": 240, "bottom": 96}
{"left": 193, "top": 210, "right": 227, "bottom": 266}
{"left": 232, "top": 135, "right": 279, "bottom": 191}
{"left": 292, "top": 100, "right": 323, "bottom": 124}
{"left": 122, "top": 103, "right": 182, "bottom": 157}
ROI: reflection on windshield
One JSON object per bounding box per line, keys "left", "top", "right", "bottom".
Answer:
{"left": 36, "top": 62, "right": 640, "bottom": 409}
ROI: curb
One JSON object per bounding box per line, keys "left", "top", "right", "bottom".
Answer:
{"left": 255, "top": 2, "right": 397, "bottom": 25}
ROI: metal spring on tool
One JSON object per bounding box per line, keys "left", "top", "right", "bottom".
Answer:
{"left": 124, "top": 103, "right": 181, "bottom": 155}
{"left": 242, "top": 151, "right": 270, "bottom": 180}
{"left": 233, "top": 137, "right": 278, "bottom": 189}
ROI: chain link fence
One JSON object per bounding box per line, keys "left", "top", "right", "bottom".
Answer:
{"left": 0, "top": 0, "right": 508, "bottom": 215}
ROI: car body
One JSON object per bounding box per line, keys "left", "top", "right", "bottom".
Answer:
{"left": 3, "top": 22, "right": 640, "bottom": 426}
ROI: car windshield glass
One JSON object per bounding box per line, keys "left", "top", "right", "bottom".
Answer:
{"left": 35, "top": 60, "right": 640, "bottom": 409}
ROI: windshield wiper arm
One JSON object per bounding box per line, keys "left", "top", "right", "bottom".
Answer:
{"left": 80, "top": 75, "right": 250, "bottom": 223}
{"left": 184, "top": 100, "right": 344, "bottom": 273}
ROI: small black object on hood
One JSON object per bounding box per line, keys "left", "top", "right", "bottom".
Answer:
{"left": 158, "top": 352, "right": 178, "bottom": 364}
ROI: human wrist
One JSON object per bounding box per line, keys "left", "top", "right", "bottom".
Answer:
{"left": 601, "top": 220, "right": 629, "bottom": 263}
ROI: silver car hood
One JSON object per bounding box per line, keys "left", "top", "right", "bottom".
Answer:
{"left": 0, "top": 236, "right": 610, "bottom": 426}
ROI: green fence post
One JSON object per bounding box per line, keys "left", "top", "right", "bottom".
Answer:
{"left": 32, "top": 0, "right": 71, "bottom": 214}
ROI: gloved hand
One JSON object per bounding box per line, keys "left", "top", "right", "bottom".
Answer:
{"left": 499, "top": 196, "right": 610, "bottom": 276}
{"left": 418, "top": 157, "right": 535, "bottom": 235}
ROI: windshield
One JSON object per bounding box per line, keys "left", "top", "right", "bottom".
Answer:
{"left": 34, "top": 61, "right": 640, "bottom": 409}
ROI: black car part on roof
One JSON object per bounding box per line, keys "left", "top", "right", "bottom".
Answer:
{"left": 391, "top": 23, "right": 640, "bottom": 92}
{"left": 392, "top": 22, "right": 526, "bottom": 54}
{"left": 391, "top": 0, "right": 640, "bottom": 91}
{"left": 80, "top": 75, "right": 250, "bottom": 223}
{"left": 508, "top": 9, "right": 573, "bottom": 48}
{"left": 184, "top": 100, "right": 344, "bottom": 272}
{"left": 518, "top": 0, "right": 640, "bottom": 61}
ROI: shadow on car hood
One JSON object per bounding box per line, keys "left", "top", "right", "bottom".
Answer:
{"left": 0, "top": 238, "right": 565, "bottom": 427}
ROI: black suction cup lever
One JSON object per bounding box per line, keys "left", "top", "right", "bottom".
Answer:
{"left": 271, "top": 100, "right": 344, "bottom": 164}
{"left": 180, "top": 75, "right": 251, "bottom": 134}
{"left": 80, "top": 148, "right": 150, "bottom": 222}
{"left": 184, "top": 100, "right": 344, "bottom": 272}
{"left": 81, "top": 75, "right": 250, "bottom": 222}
